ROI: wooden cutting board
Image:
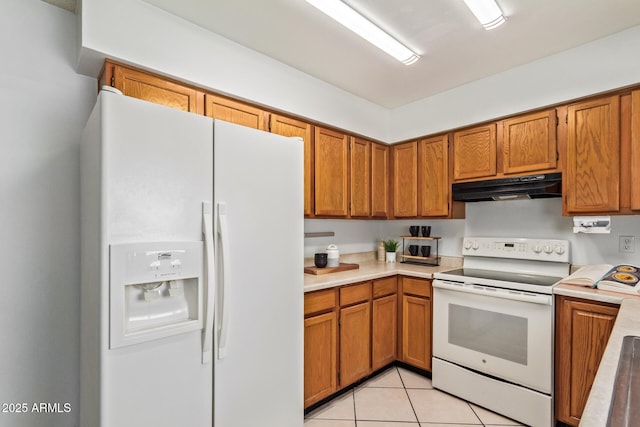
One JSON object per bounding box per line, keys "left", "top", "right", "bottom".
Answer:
{"left": 304, "top": 263, "right": 359, "bottom": 275}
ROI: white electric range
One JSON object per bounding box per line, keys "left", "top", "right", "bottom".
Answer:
{"left": 432, "top": 237, "right": 570, "bottom": 427}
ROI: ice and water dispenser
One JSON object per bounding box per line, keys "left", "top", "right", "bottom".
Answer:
{"left": 109, "top": 242, "right": 203, "bottom": 349}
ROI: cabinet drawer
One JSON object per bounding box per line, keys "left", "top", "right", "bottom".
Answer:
{"left": 305, "top": 289, "right": 337, "bottom": 316}
{"left": 340, "top": 282, "right": 372, "bottom": 306}
{"left": 373, "top": 277, "right": 398, "bottom": 298}
{"left": 402, "top": 277, "right": 431, "bottom": 298}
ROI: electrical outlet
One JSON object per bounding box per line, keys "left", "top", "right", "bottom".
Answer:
{"left": 619, "top": 235, "right": 636, "bottom": 253}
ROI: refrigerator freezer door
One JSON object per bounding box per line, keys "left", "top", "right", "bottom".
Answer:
{"left": 81, "top": 91, "right": 214, "bottom": 427}
{"left": 213, "top": 120, "right": 304, "bottom": 427}
{"left": 103, "top": 92, "right": 213, "bottom": 244}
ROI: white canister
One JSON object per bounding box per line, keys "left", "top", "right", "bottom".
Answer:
{"left": 377, "top": 241, "right": 385, "bottom": 262}
{"left": 326, "top": 244, "right": 340, "bottom": 267}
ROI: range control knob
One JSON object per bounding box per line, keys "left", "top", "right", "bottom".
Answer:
{"left": 464, "top": 240, "right": 472, "bottom": 250}
{"left": 472, "top": 241, "right": 480, "bottom": 250}
{"left": 544, "top": 245, "right": 553, "bottom": 254}
{"left": 555, "top": 245, "right": 565, "bottom": 255}
{"left": 533, "top": 245, "right": 542, "bottom": 254}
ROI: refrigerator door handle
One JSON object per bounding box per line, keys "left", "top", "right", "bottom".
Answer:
{"left": 201, "top": 201, "right": 215, "bottom": 364}
{"left": 217, "top": 202, "right": 231, "bottom": 360}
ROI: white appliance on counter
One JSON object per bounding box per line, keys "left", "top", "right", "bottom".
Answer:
{"left": 80, "top": 89, "right": 303, "bottom": 427}
{"left": 432, "top": 237, "right": 570, "bottom": 427}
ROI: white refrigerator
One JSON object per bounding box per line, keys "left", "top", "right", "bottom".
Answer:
{"left": 80, "top": 88, "right": 303, "bottom": 427}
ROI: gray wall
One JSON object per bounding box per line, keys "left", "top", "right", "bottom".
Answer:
{"left": 0, "top": 1, "right": 96, "bottom": 426}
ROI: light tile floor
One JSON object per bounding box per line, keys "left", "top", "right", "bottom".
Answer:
{"left": 305, "top": 366, "right": 524, "bottom": 427}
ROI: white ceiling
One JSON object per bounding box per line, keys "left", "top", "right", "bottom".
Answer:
{"left": 47, "top": 0, "right": 640, "bottom": 108}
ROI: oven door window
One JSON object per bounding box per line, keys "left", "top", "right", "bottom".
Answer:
{"left": 449, "top": 304, "right": 527, "bottom": 365}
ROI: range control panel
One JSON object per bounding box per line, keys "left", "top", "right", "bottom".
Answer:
{"left": 462, "top": 237, "right": 570, "bottom": 263}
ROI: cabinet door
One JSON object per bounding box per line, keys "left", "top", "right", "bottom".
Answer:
{"left": 402, "top": 294, "right": 431, "bottom": 371}
{"left": 204, "top": 94, "right": 267, "bottom": 130}
{"left": 372, "top": 294, "right": 397, "bottom": 370}
{"left": 304, "top": 311, "right": 337, "bottom": 408}
{"left": 270, "top": 115, "right": 313, "bottom": 217}
{"left": 339, "top": 302, "right": 371, "bottom": 386}
{"left": 109, "top": 62, "right": 202, "bottom": 113}
{"left": 453, "top": 124, "right": 496, "bottom": 181}
{"left": 419, "top": 135, "right": 449, "bottom": 217}
{"left": 350, "top": 137, "right": 371, "bottom": 217}
{"left": 392, "top": 141, "right": 418, "bottom": 217}
{"left": 314, "top": 127, "right": 349, "bottom": 216}
{"left": 371, "top": 143, "right": 389, "bottom": 218}
{"left": 565, "top": 96, "right": 620, "bottom": 213}
{"left": 555, "top": 296, "right": 619, "bottom": 426}
{"left": 631, "top": 90, "right": 640, "bottom": 211}
{"left": 502, "top": 110, "right": 557, "bottom": 174}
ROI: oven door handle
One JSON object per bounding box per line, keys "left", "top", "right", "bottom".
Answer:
{"left": 432, "top": 279, "right": 553, "bottom": 306}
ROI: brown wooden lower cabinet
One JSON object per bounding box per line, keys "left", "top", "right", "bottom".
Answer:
{"left": 399, "top": 276, "right": 432, "bottom": 371}
{"left": 304, "top": 289, "right": 338, "bottom": 408}
{"left": 555, "top": 295, "right": 619, "bottom": 426}
{"left": 304, "top": 311, "right": 337, "bottom": 407}
{"left": 372, "top": 277, "right": 398, "bottom": 370}
{"left": 339, "top": 301, "right": 371, "bottom": 386}
{"left": 303, "top": 276, "right": 432, "bottom": 409}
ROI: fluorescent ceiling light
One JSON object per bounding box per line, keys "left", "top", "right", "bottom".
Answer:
{"left": 305, "top": 0, "right": 420, "bottom": 65}
{"left": 464, "top": 0, "right": 506, "bottom": 30}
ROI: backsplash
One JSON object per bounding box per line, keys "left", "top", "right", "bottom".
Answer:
{"left": 304, "top": 199, "right": 640, "bottom": 266}
{"left": 303, "top": 219, "right": 384, "bottom": 258}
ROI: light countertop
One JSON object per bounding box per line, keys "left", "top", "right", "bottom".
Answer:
{"left": 553, "top": 285, "right": 639, "bottom": 427}
{"left": 304, "top": 256, "right": 460, "bottom": 293}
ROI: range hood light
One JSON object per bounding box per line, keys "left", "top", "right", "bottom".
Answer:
{"left": 463, "top": 0, "right": 506, "bottom": 30}
{"left": 305, "top": 0, "right": 420, "bottom": 65}
{"left": 492, "top": 194, "right": 531, "bottom": 201}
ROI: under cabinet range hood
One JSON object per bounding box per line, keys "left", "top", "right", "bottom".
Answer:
{"left": 452, "top": 173, "right": 562, "bottom": 202}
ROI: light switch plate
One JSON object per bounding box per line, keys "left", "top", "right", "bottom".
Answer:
{"left": 619, "top": 235, "right": 636, "bottom": 253}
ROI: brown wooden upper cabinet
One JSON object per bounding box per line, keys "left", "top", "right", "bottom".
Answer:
{"left": 453, "top": 123, "right": 496, "bottom": 181}
{"left": 392, "top": 141, "right": 418, "bottom": 217}
{"left": 269, "top": 114, "right": 314, "bottom": 217}
{"left": 564, "top": 95, "right": 620, "bottom": 214}
{"left": 418, "top": 135, "right": 449, "bottom": 217}
{"left": 371, "top": 143, "right": 389, "bottom": 218}
{"left": 204, "top": 93, "right": 267, "bottom": 130}
{"left": 349, "top": 137, "right": 371, "bottom": 217}
{"left": 314, "top": 127, "right": 349, "bottom": 216}
{"left": 631, "top": 90, "right": 640, "bottom": 211}
{"left": 501, "top": 110, "right": 558, "bottom": 175}
{"left": 101, "top": 60, "right": 204, "bottom": 114}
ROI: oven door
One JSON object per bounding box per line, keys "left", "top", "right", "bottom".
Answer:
{"left": 432, "top": 279, "right": 553, "bottom": 394}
